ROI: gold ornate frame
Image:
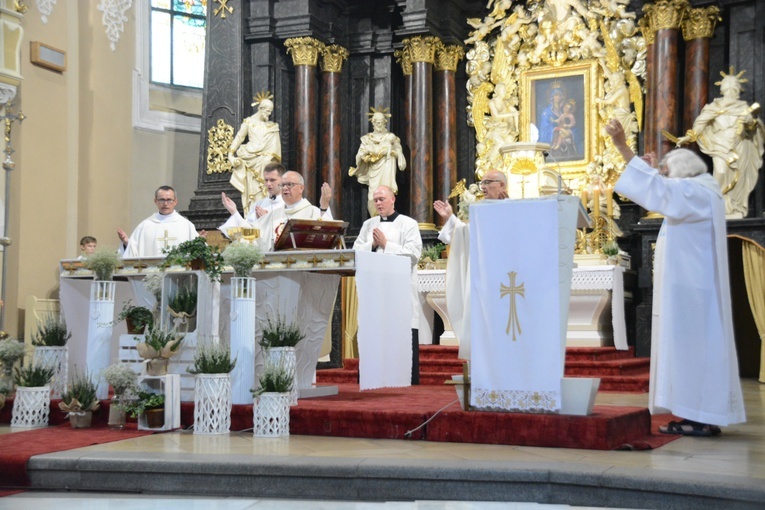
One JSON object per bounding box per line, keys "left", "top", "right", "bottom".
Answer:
{"left": 520, "top": 59, "right": 602, "bottom": 180}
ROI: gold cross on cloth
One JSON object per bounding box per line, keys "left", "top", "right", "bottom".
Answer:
{"left": 157, "top": 230, "right": 177, "bottom": 250}
{"left": 214, "top": 0, "right": 234, "bottom": 18}
{"left": 500, "top": 271, "right": 525, "bottom": 341}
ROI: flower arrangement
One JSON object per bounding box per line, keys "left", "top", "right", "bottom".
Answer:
{"left": 419, "top": 243, "right": 446, "bottom": 269}
{"left": 113, "top": 300, "right": 154, "bottom": 333}
{"left": 162, "top": 237, "right": 223, "bottom": 282}
{"left": 222, "top": 241, "right": 263, "bottom": 278}
{"left": 602, "top": 239, "right": 620, "bottom": 257}
{"left": 168, "top": 283, "right": 197, "bottom": 316}
{"left": 0, "top": 338, "right": 26, "bottom": 364}
{"left": 135, "top": 323, "right": 184, "bottom": 360}
{"left": 84, "top": 248, "right": 122, "bottom": 281}
{"left": 14, "top": 363, "right": 56, "bottom": 387}
{"left": 187, "top": 342, "right": 237, "bottom": 375}
{"left": 32, "top": 315, "right": 72, "bottom": 347}
{"left": 102, "top": 363, "right": 138, "bottom": 397}
{"left": 59, "top": 368, "right": 100, "bottom": 415}
{"left": 251, "top": 359, "right": 294, "bottom": 397}
{"left": 121, "top": 390, "right": 165, "bottom": 418}
{"left": 259, "top": 314, "right": 305, "bottom": 349}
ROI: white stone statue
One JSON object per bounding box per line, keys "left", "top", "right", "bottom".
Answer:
{"left": 229, "top": 92, "right": 282, "bottom": 212}
{"left": 488, "top": 82, "right": 519, "bottom": 139}
{"left": 677, "top": 69, "right": 765, "bottom": 217}
{"left": 349, "top": 109, "right": 407, "bottom": 217}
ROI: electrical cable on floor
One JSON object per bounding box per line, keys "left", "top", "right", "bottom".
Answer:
{"left": 404, "top": 398, "right": 460, "bottom": 438}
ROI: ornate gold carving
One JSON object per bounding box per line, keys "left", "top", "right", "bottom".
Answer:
{"left": 682, "top": 6, "right": 722, "bottom": 41}
{"left": 418, "top": 223, "right": 438, "bottom": 231}
{"left": 14, "top": 1, "right": 29, "bottom": 14}
{"left": 643, "top": 0, "right": 689, "bottom": 32}
{"left": 206, "top": 119, "right": 234, "bottom": 174}
{"left": 435, "top": 45, "right": 465, "bottom": 72}
{"left": 403, "top": 36, "right": 440, "bottom": 64}
{"left": 213, "top": 0, "right": 233, "bottom": 19}
{"left": 500, "top": 271, "right": 525, "bottom": 341}
{"left": 638, "top": 16, "right": 654, "bottom": 46}
{"left": 394, "top": 47, "right": 412, "bottom": 76}
{"left": 285, "top": 37, "right": 325, "bottom": 67}
{"left": 320, "top": 44, "right": 349, "bottom": 73}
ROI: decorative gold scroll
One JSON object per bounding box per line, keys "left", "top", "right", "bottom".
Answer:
{"left": 206, "top": 119, "right": 234, "bottom": 174}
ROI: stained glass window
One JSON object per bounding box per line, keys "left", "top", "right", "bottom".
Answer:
{"left": 150, "top": 0, "right": 206, "bottom": 89}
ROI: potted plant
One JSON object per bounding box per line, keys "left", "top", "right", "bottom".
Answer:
{"left": 259, "top": 314, "right": 304, "bottom": 405}
{"left": 0, "top": 338, "right": 26, "bottom": 391}
{"left": 122, "top": 390, "right": 166, "bottom": 429}
{"left": 419, "top": 242, "right": 447, "bottom": 270}
{"left": 222, "top": 241, "right": 263, "bottom": 279}
{"left": 134, "top": 323, "right": 184, "bottom": 376}
{"left": 113, "top": 300, "right": 154, "bottom": 334}
{"left": 32, "top": 315, "right": 71, "bottom": 398}
{"left": 251, "top": 357, "right": 293, "bottom": 437}
{"left": 167, "top": 282, "right": 197, "bottom": 332}
{"left": 188, "top": 342, "right": 237, "bottom": 435}
{"left": 84, "top": 247, "right": 121, "bottom": 281}
{"left": 162, "top": 237, "right": 223, "bottom": 282}
{"left": 102, "top": 363, "right": 139, "bottom": 429}
{"left": 11, "top": 362, "right": 56, "bottom": 428}
{"left": 58, "top": 368, "right": 100, "bottom": 428}
{"left": 0, "top": 382, "right": 12, "bottom": 412}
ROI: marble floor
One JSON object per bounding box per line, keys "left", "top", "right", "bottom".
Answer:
{"left": 1, "top": 379, "right": 764, "bottom": 509}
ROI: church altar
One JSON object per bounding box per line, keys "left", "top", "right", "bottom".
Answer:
{"left": 59, "top": 251, "right": 355, "bottom": 401}
{"left": 418, "top": 265, "right": 628, "bottom": 350}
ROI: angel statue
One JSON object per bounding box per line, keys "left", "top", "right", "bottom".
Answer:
{"left": 675, "top": 68, "right": 765, "bottom": 218}
{"left": 349, "top": 108, "right": 407, "bottom": 217}
{"left": 229, "top": 91, "right": 282, "bottom": 213}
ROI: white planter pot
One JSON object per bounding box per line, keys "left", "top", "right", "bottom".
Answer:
{"left": 194, "top": 373, "right": 232, "bottom": 435}
{"left": 265, "top": 347, "right": 298, "bottom": 405}
{"left": 253, "top": 392, "right": 290, "bottom": 437}
{"left": 11, "top": 386, "right": 51, "bottom": 428}
{"left": 34, "top": 346, "right": 68, "bottom": 399}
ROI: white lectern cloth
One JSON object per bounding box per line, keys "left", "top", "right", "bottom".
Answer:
{"left": 355, "top": 251, "right": 412, "bottom": 390}
{"left": 469, "top": 197, "right": 580, "bottom": 412}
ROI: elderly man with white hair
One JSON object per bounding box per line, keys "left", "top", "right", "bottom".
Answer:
{"left": 605, "top": 118, "right": 746, "bottom": 437}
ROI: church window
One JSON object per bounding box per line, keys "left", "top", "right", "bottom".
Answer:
{"left": 150, "top": 0, "right": 207, "bottom": 89}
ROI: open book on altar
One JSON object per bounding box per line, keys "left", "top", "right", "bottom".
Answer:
{"left": 273, "top": 219, "right": 349, "bottom": 251}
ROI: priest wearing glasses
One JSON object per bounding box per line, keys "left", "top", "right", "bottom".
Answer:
{"left": 117, "top": 185, "right": 199, "bottom": 257}
{"left": 353, "top": 185, "right": 423, "bottom": 384}
{"left": 220, "top": 170, "right": 333, "bottom": 250}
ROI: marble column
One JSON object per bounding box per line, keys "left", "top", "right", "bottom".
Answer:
{"left": 403, "top": 36, "right": 439, "bottom": 231}
{"left": 394, "top": 46, "right": 413, "bottom": 162}
{"left": 319, "top": 45, "right": 349, "bottom": 214}
{"left": 644, "top": 0, "right": 688, "bottom": 161}
{"left": 681, "top": 6, "right": 721, "bottom": 148}
{"left": 433, "top": 44, "right": 464, "bottom": 224}
{"left": 638, "top": 16, "right": 655, "bottom": 157}
{"left": 285, "top": 37, "right": 325, "bottom": 202}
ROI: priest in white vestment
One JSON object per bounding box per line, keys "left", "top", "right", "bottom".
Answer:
{"left": 606, "top": 119, "right": 745, "bottom": 435}
{"left": 238, "top": 163, "right": 285, "bottom": 224}
{"left": 354, "top": 185, "right": 423, "bottom": 383}
{"left": 220, "top": 171, "right": 333, "bottom": 250}
{"left": 117, "top": 186, "right": 199, "bottom": 257}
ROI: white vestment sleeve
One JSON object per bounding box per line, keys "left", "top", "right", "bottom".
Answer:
{"left": 378, "top": 219, "right": 422, "bottom": 268}
{"left": 437, "top": 214, "right": 462, "bottom": 245}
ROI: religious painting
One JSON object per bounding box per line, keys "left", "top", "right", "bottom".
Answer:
{"left": 521, "top": 60, "right": 601, "bottom": 179}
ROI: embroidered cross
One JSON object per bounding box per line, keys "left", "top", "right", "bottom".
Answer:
{"left": 157, "top": 230, "right": 177, "bottom": 250}
{"left": 500, "top": 271, "right": 525, "bottom": 341}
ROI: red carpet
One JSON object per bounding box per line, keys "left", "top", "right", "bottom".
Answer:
{"left": 0, "top": 422, "right": 152, "bottom": 488}
{"left": 179, "top": 383, "right": 677, "bottom": 451}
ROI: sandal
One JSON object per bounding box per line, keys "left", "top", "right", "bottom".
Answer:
{"left": 659, "top": 419, "right": 721, "bottom": 437}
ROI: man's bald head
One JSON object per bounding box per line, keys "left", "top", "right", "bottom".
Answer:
{"left": 372, "top": 185, "right": 396, "bottom": 217}
{"left": 481, "top": 170, "right": 508, "bottom": 199}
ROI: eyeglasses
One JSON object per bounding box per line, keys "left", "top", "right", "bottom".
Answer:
{"left": 480, "top": 179, "right": 501, "bottom": 186}
{"left": 156, "top": 198, "right": 176, "bottom": 204}
{"left": 280, "top": 182, "right": 302, "bottom": 189}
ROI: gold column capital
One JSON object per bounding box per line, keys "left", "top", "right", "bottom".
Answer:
{"left": 395, "top": 47, "right": 412, "bottom": 76}
{"left": 320, "top": 44, "right": 349, "bottom": 73}
{"left": 435, "top": 44, "right": 465, "bottom": 72}
{"left": 643, "top": 0, "right": 689, "bottom": 32}
{"left": 285, "top": 37, "right": 325, "bottom": 67}
{"left": 682, "top": 6, "right": 722, "bottom": 41}
{"left": 403, "top": 36, "right": 440, "bottom": 64}
{"left": 638, "top": 16, "right": 654, "bottom": 45}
